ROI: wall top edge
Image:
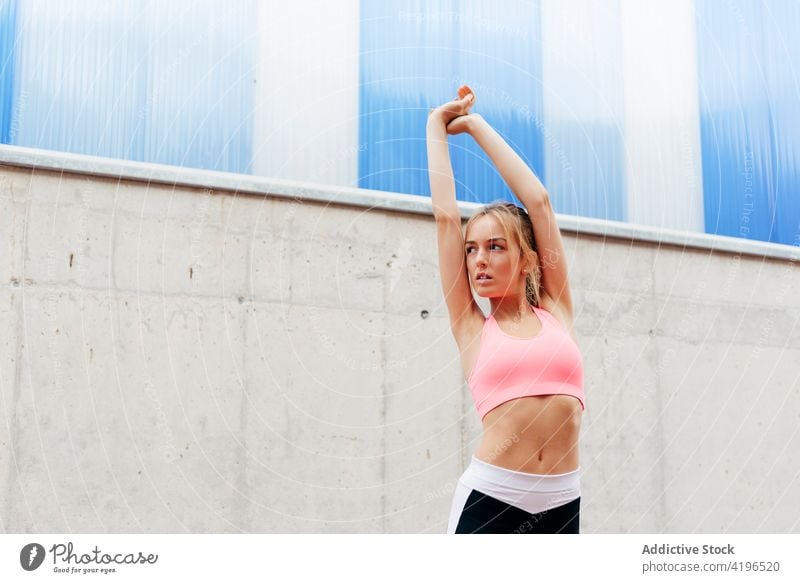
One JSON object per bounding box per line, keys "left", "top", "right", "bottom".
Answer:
{"left": 1, "top": 144, "right": 798, "bottom": 262}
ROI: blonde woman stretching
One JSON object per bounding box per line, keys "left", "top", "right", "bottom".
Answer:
{"left": 427, "top": 85, "right": 585, "bottom": 534}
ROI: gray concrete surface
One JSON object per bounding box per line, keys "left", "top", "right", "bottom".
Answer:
{"left": 1, "top": 149, "right": 799, "bottom": 533}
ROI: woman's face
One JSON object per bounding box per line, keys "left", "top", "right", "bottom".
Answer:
{"left": 464, "top": 215, "right": 527, "bottom": 297}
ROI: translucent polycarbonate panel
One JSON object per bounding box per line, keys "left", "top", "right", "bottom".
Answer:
{"left": 540, "top": 0, "right": 626, "bottom": 220}
{"left": 359, "top": 0, "right": 545, "bottom": 206}
{"left": 8, "top": 0, "right": 255, "bottom": 173}
{"left": 449, "top": 1, "right": 545, "bottom": 206}
{"left": 251, "top": 0, "right": 360, "bottom": 185}
{"left": 761, "top": 1, "right": 800, "bottom": 246}
{"left": 139, "top": 1, "right": 256, "bottom": 173}
{"left": 620, "top": 0, "right": 704, "bottom": 233}
{"left": 11, "top": 1, "right": 150, "bottom": 160}
{"left": 696, "top": 0, "right": 800, "bottom": 246}
{"left": 0, "top": 0, "right": 17, "bottom": 144}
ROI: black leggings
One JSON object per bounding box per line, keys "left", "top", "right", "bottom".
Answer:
{"left": 454, "top": 490, "right": 580, "bottom": 534}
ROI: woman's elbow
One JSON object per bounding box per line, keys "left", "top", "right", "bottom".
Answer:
{"left": 520, "top": 189, "right": 550, "bottom": 210}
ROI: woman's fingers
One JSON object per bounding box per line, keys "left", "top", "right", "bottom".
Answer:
{"left": 430, "top": 85, "right": 475, "bottom": 119}
{"left": 458, "top": 84, "right": 475, "bottom": 103}
{"left": 458, "top": 88, "right": 475, "bottom": 116}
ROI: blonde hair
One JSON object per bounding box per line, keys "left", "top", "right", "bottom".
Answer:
{"left": 464, "top": 201, "right": 541, "bottom": 307}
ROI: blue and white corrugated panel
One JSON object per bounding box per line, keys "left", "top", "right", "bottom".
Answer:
{"left": 0, "top": 0, "right": 17, "bottom": 145}
{"left": 539, "top": 0, "right": 626, "bottom": 222}
{"left": 359, "top": 0, "right": 546, "bottom": 208}
{"left": 6, "top": 0, "right": 255, "bottom": 173}
{"left": 0, "top": 0, "right": 797, "bottom": 245}
{"left": 619, "top": 0, "right": 705, "bottom": 233}
{"left": 251, "top": 0, "right": 360, "bottom": 185}
{"left": 696, "top": 0, "right": 800, "bottom": 245}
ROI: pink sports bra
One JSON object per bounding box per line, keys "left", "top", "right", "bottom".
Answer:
{"left": 466, "top": 304, "right": 585, "bottom": 421}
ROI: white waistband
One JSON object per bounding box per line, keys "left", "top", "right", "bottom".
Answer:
{"left": 464, "top": 455, "right": 580, "bottom": 494}
{"left": 458, "top": 455, "right": 580, "bottom": 515}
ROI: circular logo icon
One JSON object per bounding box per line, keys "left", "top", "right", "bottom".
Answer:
{"left": 20, "top": 543, "right": 46, "bottom": 571}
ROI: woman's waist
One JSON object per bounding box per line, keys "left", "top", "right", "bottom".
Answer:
{"left": 477, "top": 422, "right": 579, "bottom": 455}
{"left": 475, "top": 436, "right": 580, "bottom": 475}
{"left": 477, "top": 398, "right": 581, "bottom": 473}
{"left": 480, "top": 423, "right": 580, "bottom": 448}
{"left": 481, "top": 395, "right": 582, "bottom": 435}
{"left": 474, "top": 386, "right": 585, "bottom": 421}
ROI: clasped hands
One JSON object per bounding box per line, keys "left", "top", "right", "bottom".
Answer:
{"left": 429, "top": 84, "right": 477, "bottom": 135}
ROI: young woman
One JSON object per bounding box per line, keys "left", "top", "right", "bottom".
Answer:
{"left": 427, "top": 85, "right": 585, "bottom": 534}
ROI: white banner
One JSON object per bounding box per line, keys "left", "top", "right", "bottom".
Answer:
{"left": 2, "top": 534, "right": 798, "bottom": 582}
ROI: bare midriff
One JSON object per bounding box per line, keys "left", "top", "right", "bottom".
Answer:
{"left": 474, "top": 394, "right": 582, "bottom": 475}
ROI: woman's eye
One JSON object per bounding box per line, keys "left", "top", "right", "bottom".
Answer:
{"left": 466, "top": 245, "right": 502, "bottom": 253}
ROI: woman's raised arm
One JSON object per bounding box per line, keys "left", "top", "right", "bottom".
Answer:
{"left": 464, "top": 113, "right": 574, "bottom": 318}
{"left": 427, "top": 87, "right": 483, "bottom": 333}
{"left": 463, "top": 113, "right": 548, "bottom": 207}
{"left": 426, "top": 87, "right": 475, "bottom": 220}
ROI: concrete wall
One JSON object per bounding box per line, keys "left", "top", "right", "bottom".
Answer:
{"left": 1, "top": 151, "right": 799, "bottom": 533}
